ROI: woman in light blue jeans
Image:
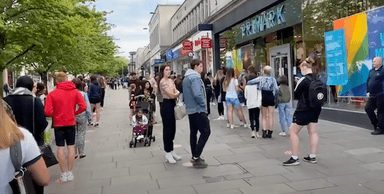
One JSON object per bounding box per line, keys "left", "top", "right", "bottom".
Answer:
{"left": 277, "top": 75, "right": 292, "bottom": 136}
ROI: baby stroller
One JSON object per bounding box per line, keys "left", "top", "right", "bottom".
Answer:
{"left": 129, "top": 95, "right": 156, "bottom": 148}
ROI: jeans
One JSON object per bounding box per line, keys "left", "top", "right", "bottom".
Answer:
{"left": 248, "top": 108, "right": 260, "bottom": 131}
{"left": 188, "top": 113, "right": 211, "bottom": 158}
{"left": 278, "top": 103, "right": 292, "bottom": 132}
{"left": 366, "top": 94, "right": 384, "bottom": 130}
{"left": 161, "top": 99, "right": 176, "bottom": 152}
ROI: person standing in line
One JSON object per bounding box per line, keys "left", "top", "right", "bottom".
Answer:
{"left": 72, "top": 78, "right": 92, "bottom": 159}
{"left": 213, "top": 70, "right": 225, "bottom": 120}
{"left": 277, "top": 75, "right": 292, "bottom": 137}
{"left": 3, "top": 76, "right": 49, "bottom": 194}
{"left": 44, "top": 71, "right": 86, "bottom": 183}
{"left": 365, "top": 57, "right": 384, "bottom": 135}
{"left": 148, "top": 74, "right": 158, "bottom": 123}
{"left": 158, "top": 65, "right": 181, "bottom": 164}
{"left": 223, "top": 68, "right": 247, "bottom": 129}
{"left": 0, "top": 100, "right": 50, "bottom": 194}
{"left": 283, "top": 57, "right": 321, "bottom": 166}
{"left": 88, "top": 75, "right": 103, "bottom": 127}
{"left": 183, "top": 59, "right": 210, "bottom": 168}
{"left": 247, "top": 66, "right": 279, "bottom": 138}
{"left": 35, "top": 82, "right": 46, "bottom": 105}
{"left": 203, "top": 73, "right": 213, "bottom": 116}
{"left": 98, "top": 76, "right": 107, "bottom": 108}
{"left": 244, "top": 73, "right": 261, "bottom": 138}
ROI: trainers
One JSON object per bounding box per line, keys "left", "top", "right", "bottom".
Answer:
{"left": 191, "top": 157, "right": 208, "bottom": 168}
{"left": 230, "top": 125, "right": 234, "bottom": 129}
{"left": 303, "top": 155, "right": 317, "bottom": 164}
{"left": 219, "top": 116, "right": 225, "bottom": 120}
{"left": 243, "top": 124, "right": 248, "bottom": 128}
{"left": 283, "top": 157, "right": 300, "bottom": 166}
{"left": 279, "top": 132, "right": 287, "bottom": 136}
{"left": 171, "top": 151, "right": 182, "bottom": 161}
{"left": 251, "top": 131, "right": 256, "bottom": 138}
{"left": 226, "top": 123, "right": 230, "bottom": 128}
{"left": 165, "top": 152, "right": 177, "bottom": 164}
{"left": 67, "top": 172, "right": 74, "bottom": 182}
{"left": 255, "top": 132, "right": 262, "bottom": 138}
{"left": 190, "top": 156, "right": 205, "bottom": 163}
{"left": 60, "top": 172, "right": 68, "bottom": 183}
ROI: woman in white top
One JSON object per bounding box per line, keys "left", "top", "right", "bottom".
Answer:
{"left": 223, "top": 68, "right": 247, "bottom": 129}
{"left": 0, "top": 100, "right": 50, "bottom": 194}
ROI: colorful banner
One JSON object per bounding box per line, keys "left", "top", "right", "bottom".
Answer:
{"left": 225, "top": 52, "right": 233, "bottom": 69}
{"left": 233, "top": 49, "right": 243, "bottom": 77}
{"left": 324, "top": 29, "right": 349, "bottom": 86}
{"left": 334, "top": 12, "right": 370, "bottom": 97}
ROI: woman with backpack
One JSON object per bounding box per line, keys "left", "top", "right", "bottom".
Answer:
{"left": 247, "top": 66, "right": 279, "bottom": 138}
{"left": 88, "top": 75, "right": 102, "bottom": 127}
{"left": 277, "top": 75, "right": 292, "bottom": 137}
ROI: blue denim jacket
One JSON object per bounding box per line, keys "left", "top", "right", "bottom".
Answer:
{"left": 76, "top": 91, "right": 92, "bottom": 121}
{"left": 247, "top": 76, "right": 279, "bottom": 97}
{"left": 182, "top": 69, "right": 207, "bottom": 114}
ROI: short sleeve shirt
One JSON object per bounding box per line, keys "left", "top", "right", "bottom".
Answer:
{"left": 226, "top": 79, "right": 239, "bottom": 99}
{"left": 160, "top": 79, "right": 177, "bottom": 99}
{"left": 0, "top": 128, "right": 42, "bottom": 194}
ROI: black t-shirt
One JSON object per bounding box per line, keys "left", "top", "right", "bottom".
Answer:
{"left": 294, "top": 74, "right": 319, "bottom": 111}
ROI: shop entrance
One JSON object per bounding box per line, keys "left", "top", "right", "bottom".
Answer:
{"left": 270, "top": 44, "right": 293, "bottom": 104}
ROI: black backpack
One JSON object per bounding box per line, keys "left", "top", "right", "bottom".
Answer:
{"left": 307, "top": 76, "right": 327, "bottom": 108}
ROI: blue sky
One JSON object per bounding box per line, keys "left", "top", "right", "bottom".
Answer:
{"left": 92, "top": 0, "right": 185, "bottom": 58}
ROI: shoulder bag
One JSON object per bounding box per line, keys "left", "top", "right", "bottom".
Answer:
{"left": 174, "top": 98, "right": 187, "bottom": 120}
{"left": 33, "top": 97, "right": 58, "bottom": 168}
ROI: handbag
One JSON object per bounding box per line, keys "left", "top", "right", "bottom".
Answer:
{"left": 174, "top": 98, "right": 187, "bottom": 120}
{"left": 33, "top": 98, "right": 58, "bottom": 168}
{"left": 9, "top": 141, "right": 36, "bottom": 194}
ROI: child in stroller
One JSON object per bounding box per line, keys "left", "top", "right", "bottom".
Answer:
{"left": 129, "top": 98, "right": 156, "bottom": 148}
{"left": 132, "top": 108, "right": 148, "bottom": 141}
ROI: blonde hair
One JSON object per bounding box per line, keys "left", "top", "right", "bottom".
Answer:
{"left": 263, "top": 66, "right": 272, "bottom": 75}
{"left": 55, "top": 71, "right": 67, "bottom": 83}
{"left": 302, "top": 57, "right": 315, "bottom": 68}
{"left": 0, "top": 100, "right": 24, "bottom": 149}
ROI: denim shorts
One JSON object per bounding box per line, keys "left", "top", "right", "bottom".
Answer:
{"left": 226, "top": 97, "right": 241, "bottom": 108}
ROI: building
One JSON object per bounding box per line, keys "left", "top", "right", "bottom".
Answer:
{"left": 147, "top": 4, "right": 180, "bottom": 74}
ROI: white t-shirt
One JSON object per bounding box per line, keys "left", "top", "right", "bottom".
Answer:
{"left": 225, "top": 79, "right": 239, "bottom": 99}
{"left": 245, "top": 85, "right": 261, "bottom": 109}
{"left": 0, "top": 128, "right": 42, "bottom": 194}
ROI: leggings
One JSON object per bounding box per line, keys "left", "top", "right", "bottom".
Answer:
{"left": 75, "top": 116, "right": 87, "bottom": 155}
{"left": 217, "top": 102, "right": 224, "bottom": 116}
{"left": 161, "top": 99, "right": 176, "bottom": 152}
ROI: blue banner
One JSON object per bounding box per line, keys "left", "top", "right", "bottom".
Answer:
{"left": 166, "top": 50, "right": 173, "bottom": 60}
{"left": 173, "top": 49, "right": 180, "bottom": 60}
{"left": 368, "top": 7, "right": 384, "bottom": 61}
{"left": 324, "top": 29, "right": 348, "bottom": 86}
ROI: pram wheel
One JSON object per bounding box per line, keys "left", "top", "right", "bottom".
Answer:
{"left": 144, "top": 139, "right": 148, "bottom": 146}
{"left": 152, "top": 136, "right": 155, "bottom": 142}
{"left": 134, "top": 139, "right": 137, "bottom": 147}
{"left": 129, "top": 141, "right": 133, "bottom": 148}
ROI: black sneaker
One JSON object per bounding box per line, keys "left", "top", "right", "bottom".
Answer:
{"left": 262, "top": 130, "right": 267, "bottom": 138}
{"left": 191, "top": 157, "right": 208, "bottom": 168}
{"left": 283, "top": 157, "right": 300, "bottom": 166}
{"left": 190, "top": 157, "right": 205, "bottom": 163}
{"left": 371, "top": 128, "right": 384, "bottom": 135}
{"left": 303, "top": 155, "right": 317, "bottom": 164}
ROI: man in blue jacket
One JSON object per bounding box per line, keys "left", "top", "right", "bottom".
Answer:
{"left": 183, "top": 59, "right": 211, "bottom": 168}
{"left": 365, "top": 57, "right": 384, "bottom": 135}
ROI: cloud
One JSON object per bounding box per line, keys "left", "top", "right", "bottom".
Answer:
{"left": 116, "top": 40, "right": 149, "bottom": 57}
{"left": 159, "top": 0, "right": 185, "bottom": 4}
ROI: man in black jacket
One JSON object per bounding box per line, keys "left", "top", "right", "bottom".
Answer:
{"left": 365, "top": 57, "right": 384, "bottom": 135}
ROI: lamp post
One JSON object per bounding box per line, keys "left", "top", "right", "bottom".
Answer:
{"left": 129, "top": 51, "right": 136, "bottom": 73}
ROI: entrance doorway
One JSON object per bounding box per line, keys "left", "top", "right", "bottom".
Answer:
{"left": 270, "top": 44, "right": 293, "bottom": 104}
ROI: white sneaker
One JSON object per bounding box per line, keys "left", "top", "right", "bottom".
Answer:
{"left": 67, "top": 172, "right": 74, "bottom": 182}
{"left": 165, "top": 152, "right": 177, "bottom": 164}
{"left": 251, "top": 131, "right": 256, "bottom": 138}
{"left": 60, "top": 172, "right": 68, "bottom": 183}
{"left": 230, "top": 125, "right": 234, "bottom": 129}
{"left": 226, "top": 123, "right": 230, "bottom": 128}
{"left": 171, "top": 151, "right": 182, "bottom": 161}
{"left": 219, "top": 116, "right": 225, "bottom": 120}
{"left": 279, "top": 132, "right": 287, "bottom": 136}
{"left": 137, "top": 135, "right": 144, "bottom": 140}
{"left": 243, "top": 124, "right": 248, "bottom": 128}
{"left": 256, "top": 132, "right": 262, "bottom": 138}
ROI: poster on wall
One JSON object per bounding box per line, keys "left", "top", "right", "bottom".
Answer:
{"left": 324, "top": 29, "right": 348, "bottom": 86}
{"left": 334, "top": 12, "right": 370, "bottom": 97}
{"left": 233, "top": 49, "right": 243, "bottom": 76}
{"left": 368, "top": 7, "right": 384, "bottom": 63}
{"left": 226, "top": 52, "right": 233, "bottom": 69}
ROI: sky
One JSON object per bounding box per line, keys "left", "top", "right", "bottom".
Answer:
{"left": 92, "top": 0, "right": 185, "bottom": 59}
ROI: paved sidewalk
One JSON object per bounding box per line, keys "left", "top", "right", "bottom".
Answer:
{"left": 46, "top": 89, "right": 384, "bottom": 194}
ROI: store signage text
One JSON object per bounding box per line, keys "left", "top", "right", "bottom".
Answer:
{"left": 240, "top": 5, "right": 286, "bottom": 38}
{"left": 201, "top": 38, "right": 212, "bottom": 49}
{"left": 375, "top": 33, "right": 384, "bottom": 58}
{"left": 182, "top": 40, "right": 193, "bottom": 50}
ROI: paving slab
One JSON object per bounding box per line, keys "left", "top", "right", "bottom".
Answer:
{"left": 240, "top": 183, "right": 296, "bottom": 194}
{"left": 192, "top": 179, "right": 250, "bottom": 194}
{"left": 286, "top": 178, "right": 335, "bottom": 191}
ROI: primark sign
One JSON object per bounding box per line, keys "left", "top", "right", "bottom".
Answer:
{"left": 235, "top": 0, "right": 302, "bottom": 44}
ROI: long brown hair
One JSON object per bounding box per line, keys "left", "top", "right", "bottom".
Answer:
{"left": 157, "top": 64, "right": 170, "bottom": 93}
{"left": 0, "top": 100, "right": 24, "bottom": 149}
{"left": 98, "top": 76, "right": 106, "bottom": 88}
{"left": 223, "top": 68, "right": 235, "bottom": 90}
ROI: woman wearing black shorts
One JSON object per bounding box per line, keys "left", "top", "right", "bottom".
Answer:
{"left": 283, "top": 57, "right": 321, "bottom": 166}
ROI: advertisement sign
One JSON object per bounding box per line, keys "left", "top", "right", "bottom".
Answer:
{"left": 180, "top": 48, "right": 193, "bottom": 58}
{"left": 173, "top": 49, "right": 180, "bottom": 60}
{"left": 334, "top": 12, "right": 370, "bottom": 97}
{"left": 182, "top": 40, "right": 193, "bottom": 50}
{"left": 201, "top": 38, "right": 212, "bottom": 49}
{"left": 166, "top": 50, "right": 173, "bottom": 60}
{"left": 324, "top": 29, "right": 349, "bottom": 86}
{"left": 153, "top": 59, "right": 165, "bottom": 64}
{"left": 195, "top": 39, "right": 201, "bottom": 46}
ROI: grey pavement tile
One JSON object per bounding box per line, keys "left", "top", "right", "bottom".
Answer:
{"left": 200, "top": 164, "right": 245, "bottom": 178}
{"left": 280, "top": 168, "right": 328, "bottom": 182}
{"left": 247, "top": 165, "right": 291, "bottom": 177}
{"left": 316, "top": 164, "right": 367, "bottom": 176}
{"left": 129, "top": 162, "right": 167, "bottom": 174}
{"left": 78, "top": 162, "right": 117, "bottom": 172}
{"left": 215, "top": 153, "right": 268, "bottom": 164}
{"left": 111, "top": 174, "right": 152, "bottom": 185}
{"left": 352, "top": 152, "right": 384, "bottom": 163}
{"left": 150, "top": 168, "right": 202, "bottom": 180}
{"left": 209, "top": 189, "right": 243, "bottom": 194}
{"left": 202, "top": 143, "right": 232, "bottom": 151}
{"left": 319, "top": 157, "right": 364, "bottom": 168}
{"left": 362, "top": 180, "right": 384, "bottom": 193}
{"left": 286, "top": 178, "right": 335, "bottom": 191}
{"left": 224, "top": 173, "right": 255, "bottom": 181}
{"left": 326, "top": 174, "right": 368, "bottom": 186}
{"left": 244, "top": 175, "right": 290, "bottom": 186}
{"left": 113, "top": 151, "right": 154, "bottom": 162}
{"left": 91, "top": 168, "right": 130, "bottom": 180}
{"left": 158, "top": 176, "right": 206, "bottom": 189}
{"left": 117, "top": 156, "right": 165, "bottom": 168}
{"left": 203, "top": 149, "right": 235, "bottom": 157}
{"left": 148, "top": 186, "right": 197, "bottom": 194}
{"left": 230, "top": 146, "right": 264, "bottom": 154}
{"left": 310, "top": 185, "right": 377, "bottom": 194}
{"left": 77, "top": 156, "right": 113, "bottom": 165}
{"left": 204, "top": 176, "right": 225, "bottom": 183}
{"left": 355, "top": 170, "right": 384, "bottom": 181}
{"left": 361, "top": 162, "right": 384, "bottom": 171}
{"left": 344, "top": 147, "right": 383, "bottom": 156}
{"left": 71, "top": 187, "right": 103, "bottom": 194}
{"left": 238, "top": 159, "right": 282, "bottom": 169}
{"left": 240, "top": 183, "right": 296, "bottom": 194}
{"left": 102, "top": 180, "right": 159, "bottom": 194}
{"left": 193, "top": 179, "right": 250, "bottom": 194}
